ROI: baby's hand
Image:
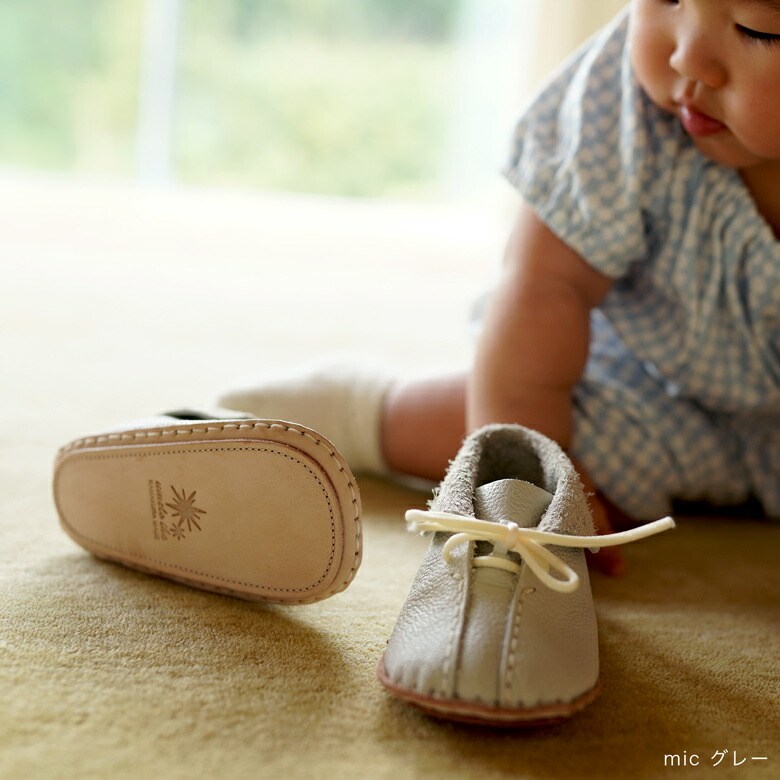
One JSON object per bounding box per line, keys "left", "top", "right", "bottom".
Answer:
{"left": 570, "top": 458, "right": 627, "bottom": 577}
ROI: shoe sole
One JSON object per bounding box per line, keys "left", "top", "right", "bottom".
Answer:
{"left": 377, "top": 657, "right": 599, "bottom": 726}
{"left": 53, "top": 419, "right": 361, "bottom": 604}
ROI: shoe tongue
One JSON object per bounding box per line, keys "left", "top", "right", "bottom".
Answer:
{"left": 474, "top": 478, "right": 553, "bottom": 528}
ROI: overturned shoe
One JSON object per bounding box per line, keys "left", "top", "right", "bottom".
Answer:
{"left": 377, "top": 424, "right": 673, "bottom": 726}
{"left": 53, "top": 409, "right": 362, "bottom": 604}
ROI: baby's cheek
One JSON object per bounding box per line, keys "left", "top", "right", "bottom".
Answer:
{"left": 736, "top": 95, "right": 780, "bottom": 158}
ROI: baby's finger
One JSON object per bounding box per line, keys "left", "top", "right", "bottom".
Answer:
{"left": 570, "top": 456, "right": 627, "bottom": 576}
{"left": 586, "top": 492, "right": 626, "bottom": 577}
{"left": 586, "top": 545, "right": 626, "bottom": 577}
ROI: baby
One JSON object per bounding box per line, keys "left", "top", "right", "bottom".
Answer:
{"left": 220, "top": 0, "right": 780, "bottom": 575}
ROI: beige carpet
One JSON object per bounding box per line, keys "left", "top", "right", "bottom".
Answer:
{"left": 2, "top": 176, "right": 778, "bottom": 779}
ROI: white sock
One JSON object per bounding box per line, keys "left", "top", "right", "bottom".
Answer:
{"left": 217, "top": 359, "right": 393, "bottom": 474}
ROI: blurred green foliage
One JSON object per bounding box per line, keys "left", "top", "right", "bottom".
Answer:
{"left": 0, "top": 0, "right": 459, "bottom": 198}
{"left": 224, "top": 0, "right": 458, "bottom": 40}
{"left": 0, "top": 1, "right": 141, "bottom": 172}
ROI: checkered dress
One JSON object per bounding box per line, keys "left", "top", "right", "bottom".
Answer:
{"left": 503, "top": 8, "right": 780, "bottom": 519}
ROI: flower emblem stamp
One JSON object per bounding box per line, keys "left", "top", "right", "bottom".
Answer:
{"left": 148, "top": 480, "right": 207, "bottom": 541}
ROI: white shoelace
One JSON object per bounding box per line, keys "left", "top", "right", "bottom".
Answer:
{"left": 406, "top": 509, "right": 676, "bottom": 593}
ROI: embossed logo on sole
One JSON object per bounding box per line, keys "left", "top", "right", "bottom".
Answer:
{"left": 148, "top": 480, "right": 207, "bottom": 541}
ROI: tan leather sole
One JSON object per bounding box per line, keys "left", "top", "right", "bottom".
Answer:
{"left": 377, "top": 657, "right": 599, "bottom": 727}
{"left": 54, "top": 419, "right": 361, "bottom": 604}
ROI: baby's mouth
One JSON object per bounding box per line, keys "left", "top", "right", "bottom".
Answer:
{"left": 678, "top": 104, "right": 726, "bottom": 137}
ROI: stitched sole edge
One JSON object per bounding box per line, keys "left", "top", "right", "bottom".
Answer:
{"left": 376, "top": 657, "right": 600, "bottom": 727}
{"left": 54, "top": 432, "right": 361, "bottom": 605}
{"left": 55, "top": 419, "right": 362, "bottom": 594}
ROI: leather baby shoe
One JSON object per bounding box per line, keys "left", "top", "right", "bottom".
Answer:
{"left": 54, "top": 409, "right": 362, "bottom": 604}
{"left": 377, "top": 424, "right": 673, "bottom": 726}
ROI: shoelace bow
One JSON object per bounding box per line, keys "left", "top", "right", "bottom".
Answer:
{"left": 406, "top": 509, "right": 675, "bottom": 593}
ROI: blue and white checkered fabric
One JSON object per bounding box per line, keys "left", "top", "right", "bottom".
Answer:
{"left": 502, "top": 8, "right": 780, "bottom": 519}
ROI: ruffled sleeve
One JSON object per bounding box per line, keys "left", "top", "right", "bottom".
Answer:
{"left": 503, "top": 9, "right": 665, "bottom": 279}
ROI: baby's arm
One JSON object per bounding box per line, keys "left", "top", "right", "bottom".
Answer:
{"left": 467, "top": 200, "right": 613, "bottom": 444}
{"left": 468, "top": 201, "right": 625, "bottom": 574}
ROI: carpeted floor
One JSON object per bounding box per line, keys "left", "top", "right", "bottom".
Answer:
{"left": 2, "top": 176, "right": 778, "bottom": 779}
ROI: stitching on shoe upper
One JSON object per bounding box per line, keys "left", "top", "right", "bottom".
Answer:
{"left": 56, "top": 421, "right": 362, "bottom": 600}
{"left": 56, "top": 445, "right": 337, "bottom": 594}
{"left": 503, "top": 586, "right": 536, "bottom": 706}
{"left": 440, "top": 540, "right": 466, "bottom": 699}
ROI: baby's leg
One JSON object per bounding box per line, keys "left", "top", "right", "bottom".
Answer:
{"left": 218, "top": 362, "right": 466, "bottom": 480}
{"left": 382, "top": 372, "right": 466, "bottom": 481}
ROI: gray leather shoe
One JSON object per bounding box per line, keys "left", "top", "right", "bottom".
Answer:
{"left": 377, "top": 424, "right": 673, "bottom": 726}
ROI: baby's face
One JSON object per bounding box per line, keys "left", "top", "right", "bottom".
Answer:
{"left": 628, "top": 0, "right": 780, "bottom": 174}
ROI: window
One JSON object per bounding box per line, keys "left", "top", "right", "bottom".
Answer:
{"left": 0, "top": 1, "right": 626, "bottom": 200}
